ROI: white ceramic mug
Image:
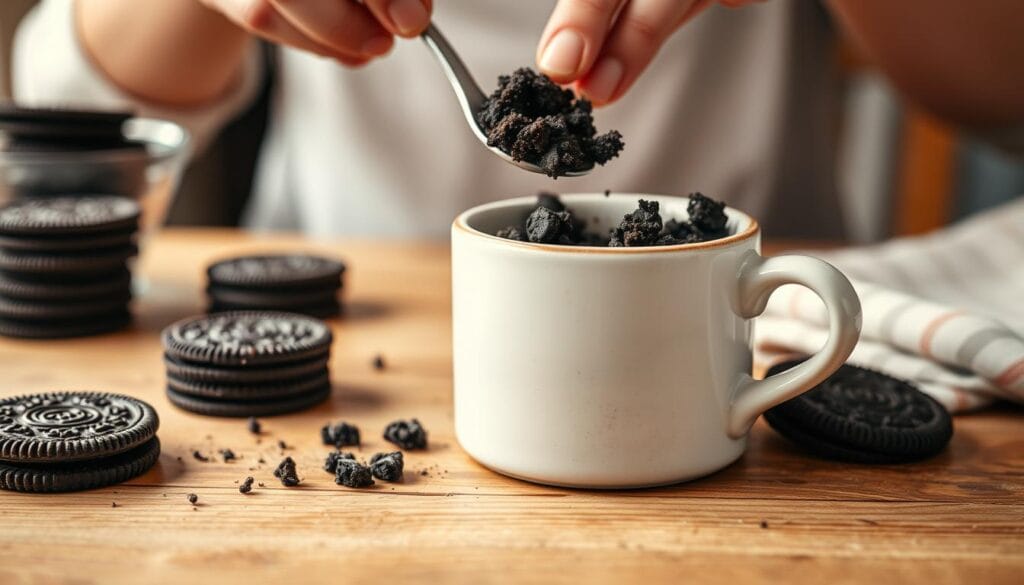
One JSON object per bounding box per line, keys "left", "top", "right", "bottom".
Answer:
{"left": 451, "top": 194, "right": 861, "bottom": 488}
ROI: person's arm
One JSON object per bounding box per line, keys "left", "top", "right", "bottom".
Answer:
{"left": 537, "top": 0, "right": 1024, "bottom": 128}
{"left": 77, "top": 0, "right": 432, "bottom": 108}
{"left": 78, "top": 0, "right": 250, "bottom": 107}
{"left": 824, "top": 0, "right": 1024, "bottom": 127}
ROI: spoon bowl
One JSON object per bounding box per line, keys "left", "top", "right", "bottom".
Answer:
{"left": 420, "top": 24, "right": 593, "bottom": 177}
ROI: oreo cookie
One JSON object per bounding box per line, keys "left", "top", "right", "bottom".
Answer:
{"left": 206, "top": 254, "right": 345, "bottom": 318}
{"left": 0, "top": 391, "right": 161, "bottom": 492}
{"left": 161, "top": 311, "right": 334, "bottom": 417}
{"left": 762, "top": 360, "right": 954, "bottom": 463}
{"left": 0, "top": 196, "right": 140, "bottom": 236}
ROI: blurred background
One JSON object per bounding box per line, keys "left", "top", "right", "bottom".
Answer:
{"left": 2, "top": 0, "right": 1021, "bottom": 242}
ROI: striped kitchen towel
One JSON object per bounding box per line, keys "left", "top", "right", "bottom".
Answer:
{"left": 755, "top": 195, "right": 1024, "bottom": 413}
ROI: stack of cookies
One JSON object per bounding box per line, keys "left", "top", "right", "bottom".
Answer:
{"left": 206, "top": 254, "right": 345, "bottom": 318}
{"left": 0, "top": 391, "right": 161, "bottom": 492}
{"left": 0, "top": 196, "right": 139, "bottom": 338}
{"left": 162, "top": 311, "right": 333, "bottom": 417}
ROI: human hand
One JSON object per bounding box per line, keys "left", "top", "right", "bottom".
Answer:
{"left": 200, "top": 0, "right": 432, "bottom": 67}
{"left": 536, "top": 0, "right": 762, "bottom": 105}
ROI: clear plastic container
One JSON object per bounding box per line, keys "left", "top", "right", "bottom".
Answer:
{"left": 0, "top": 117, "right": 191, "bottom": 237}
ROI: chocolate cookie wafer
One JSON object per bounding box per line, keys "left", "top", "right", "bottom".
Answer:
{"left": 763, "top": 359, "right": 954, "bottom": 463}
{"left": 0, "top": 391, "right": 160, "bottom": 492}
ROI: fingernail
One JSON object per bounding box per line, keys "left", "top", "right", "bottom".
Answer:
{"left": 583, "top": 57, "right": 624, "bottom": 103}
{"left": 388, "top": 0, "right": 429, "bottom": 36}
{"left": 361, "top": 35, "right": 393, "bottom": 57}
{"left": 539, "top": 29, "right": 585, "bottom": 78}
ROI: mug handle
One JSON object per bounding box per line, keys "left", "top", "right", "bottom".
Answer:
{"left": 726, "top": 251, "right": 862, "bottom": 438}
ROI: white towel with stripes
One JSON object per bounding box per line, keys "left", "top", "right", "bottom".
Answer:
{"left": 755, "top": 196, "right": 1024, "bottom": 413}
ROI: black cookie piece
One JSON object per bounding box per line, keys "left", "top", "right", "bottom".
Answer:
{"left": 166, "top": 371, "right": 330, "bottom": 401}
{"left": 207, "top": 254, "right": 345, "bottom": 290}
{"left": 321, "top": 421, "right": 360, "bottom": 448}
{"left": 163, "top": 354, "right": 329, "bottom": 385}
{"left": 0, "top": 391, "right": 159, "bottom": 463}
{"left": 383, "top": 419, "right": 427, "bottom": 450}
{"left": 762, "top": 360, "right": 954, "bottom": 463}
{"left": 0, "top": 245, "right": 137, "bottom": 274}
{"left": 0, "top": 436, "right": 160, "bottom": 493}
{"left": 161, "top": 311, "right": 333, "bottom": 367}
{"left": 0, "top": 293, "right": 131, "bottom": 320}
{"left": 0, "top": 196, "right": 140, "bottom": 236}
{"left": 525, "top": 206, "right": 574, "bottom": 244}
{"left": 0, "top": 269, "right": 131, "bottom": 301}
{"left": 165, "top": 384, "right": 331, "bottom": 418}
{"left": 0, "top": 310, "right": 131, "bottom": 339}
{"left": 369, "top": 451, "right": 404, "bottom": 482}
{"left": 334, "top": 458, "right": 374, "bottom": 488}
{"left": 687, "top": 192, "right": 728, "bottom": 235}
{"left": 323, "top": 451, "right": 355, "bottom": 473}
{"left": 609, "top": 199, "right": 663, "bottom": 247}
{"left": 273, "top": 456, "right": 300, "bottom": 486}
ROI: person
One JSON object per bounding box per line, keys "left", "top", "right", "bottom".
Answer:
{"left": 13, "top": 0, "right": 1024, "bottom": 238}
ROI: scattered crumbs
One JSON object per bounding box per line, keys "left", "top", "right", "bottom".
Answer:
{"left": 219, "top": 448, "right": 237, "bottom": 462}
{"left": 111, "top": 502, "right": 118, "bottom": 508}
{"left": 176, "top": 456, "right": 183, "bottom": 463}
{"left": 247, "top": 417, "right": 262, "bottom": 434}
{"left": 192, "top": 450, "right": 209, "bottom": 462}
{"left": 239, "top": 476, "right": 255, "bottom": 494}
{"left": 187, "top": 493, "right": 198, "bottom": 505}
{"left": 258, "top": 456, "right": 266, "bottom": 464}
{"left": 277, "top": 440, "right": 289, "bottom": 450}
{"left": 603, "top": 189, "right": 611, "bottom": 197}
{"left": 258, "top": 482, "right": 265, "bottom": 488}
{"left": 420, "top": 469, "right": 429, "bottom": 477}
{"left": 162, "top": 493, "right": 167, "bottom": 497}
{"left": 372, "top": 354, "right": 386, "bottom": 371}
{"left": 760, "top": 520, "right": 769, "bottom": 529}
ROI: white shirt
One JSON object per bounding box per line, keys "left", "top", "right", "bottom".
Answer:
{"left": 15, "top": 0, "right": 843, "bottom": 239}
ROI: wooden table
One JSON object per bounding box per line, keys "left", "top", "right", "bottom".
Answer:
{"left": 1, "top": 228, "right": 1021, "bottom": 584}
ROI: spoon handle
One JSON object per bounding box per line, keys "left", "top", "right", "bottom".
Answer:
{"left": 421, "top": 23, "right": 488, "bottom": 139}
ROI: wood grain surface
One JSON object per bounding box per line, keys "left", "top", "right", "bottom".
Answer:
{"left": 0, "top": 228, "right": 1021, "bottom": 585}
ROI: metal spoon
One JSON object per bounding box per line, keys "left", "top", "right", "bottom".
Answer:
{"left": 420, "top": 23, "right": 592, "bottom": 177}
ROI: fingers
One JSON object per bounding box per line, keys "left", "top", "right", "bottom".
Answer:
{"left": 363, "top": 0, "right": 432, "bottom": 38}
{"left": 269, "top": 0, "right": 393, "bottom": 59}
{"left": 536, "top": 0, "right": 627, "bottom": 84}
{"left": 577, "top": 0, "right": 712, "bottom": 105}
